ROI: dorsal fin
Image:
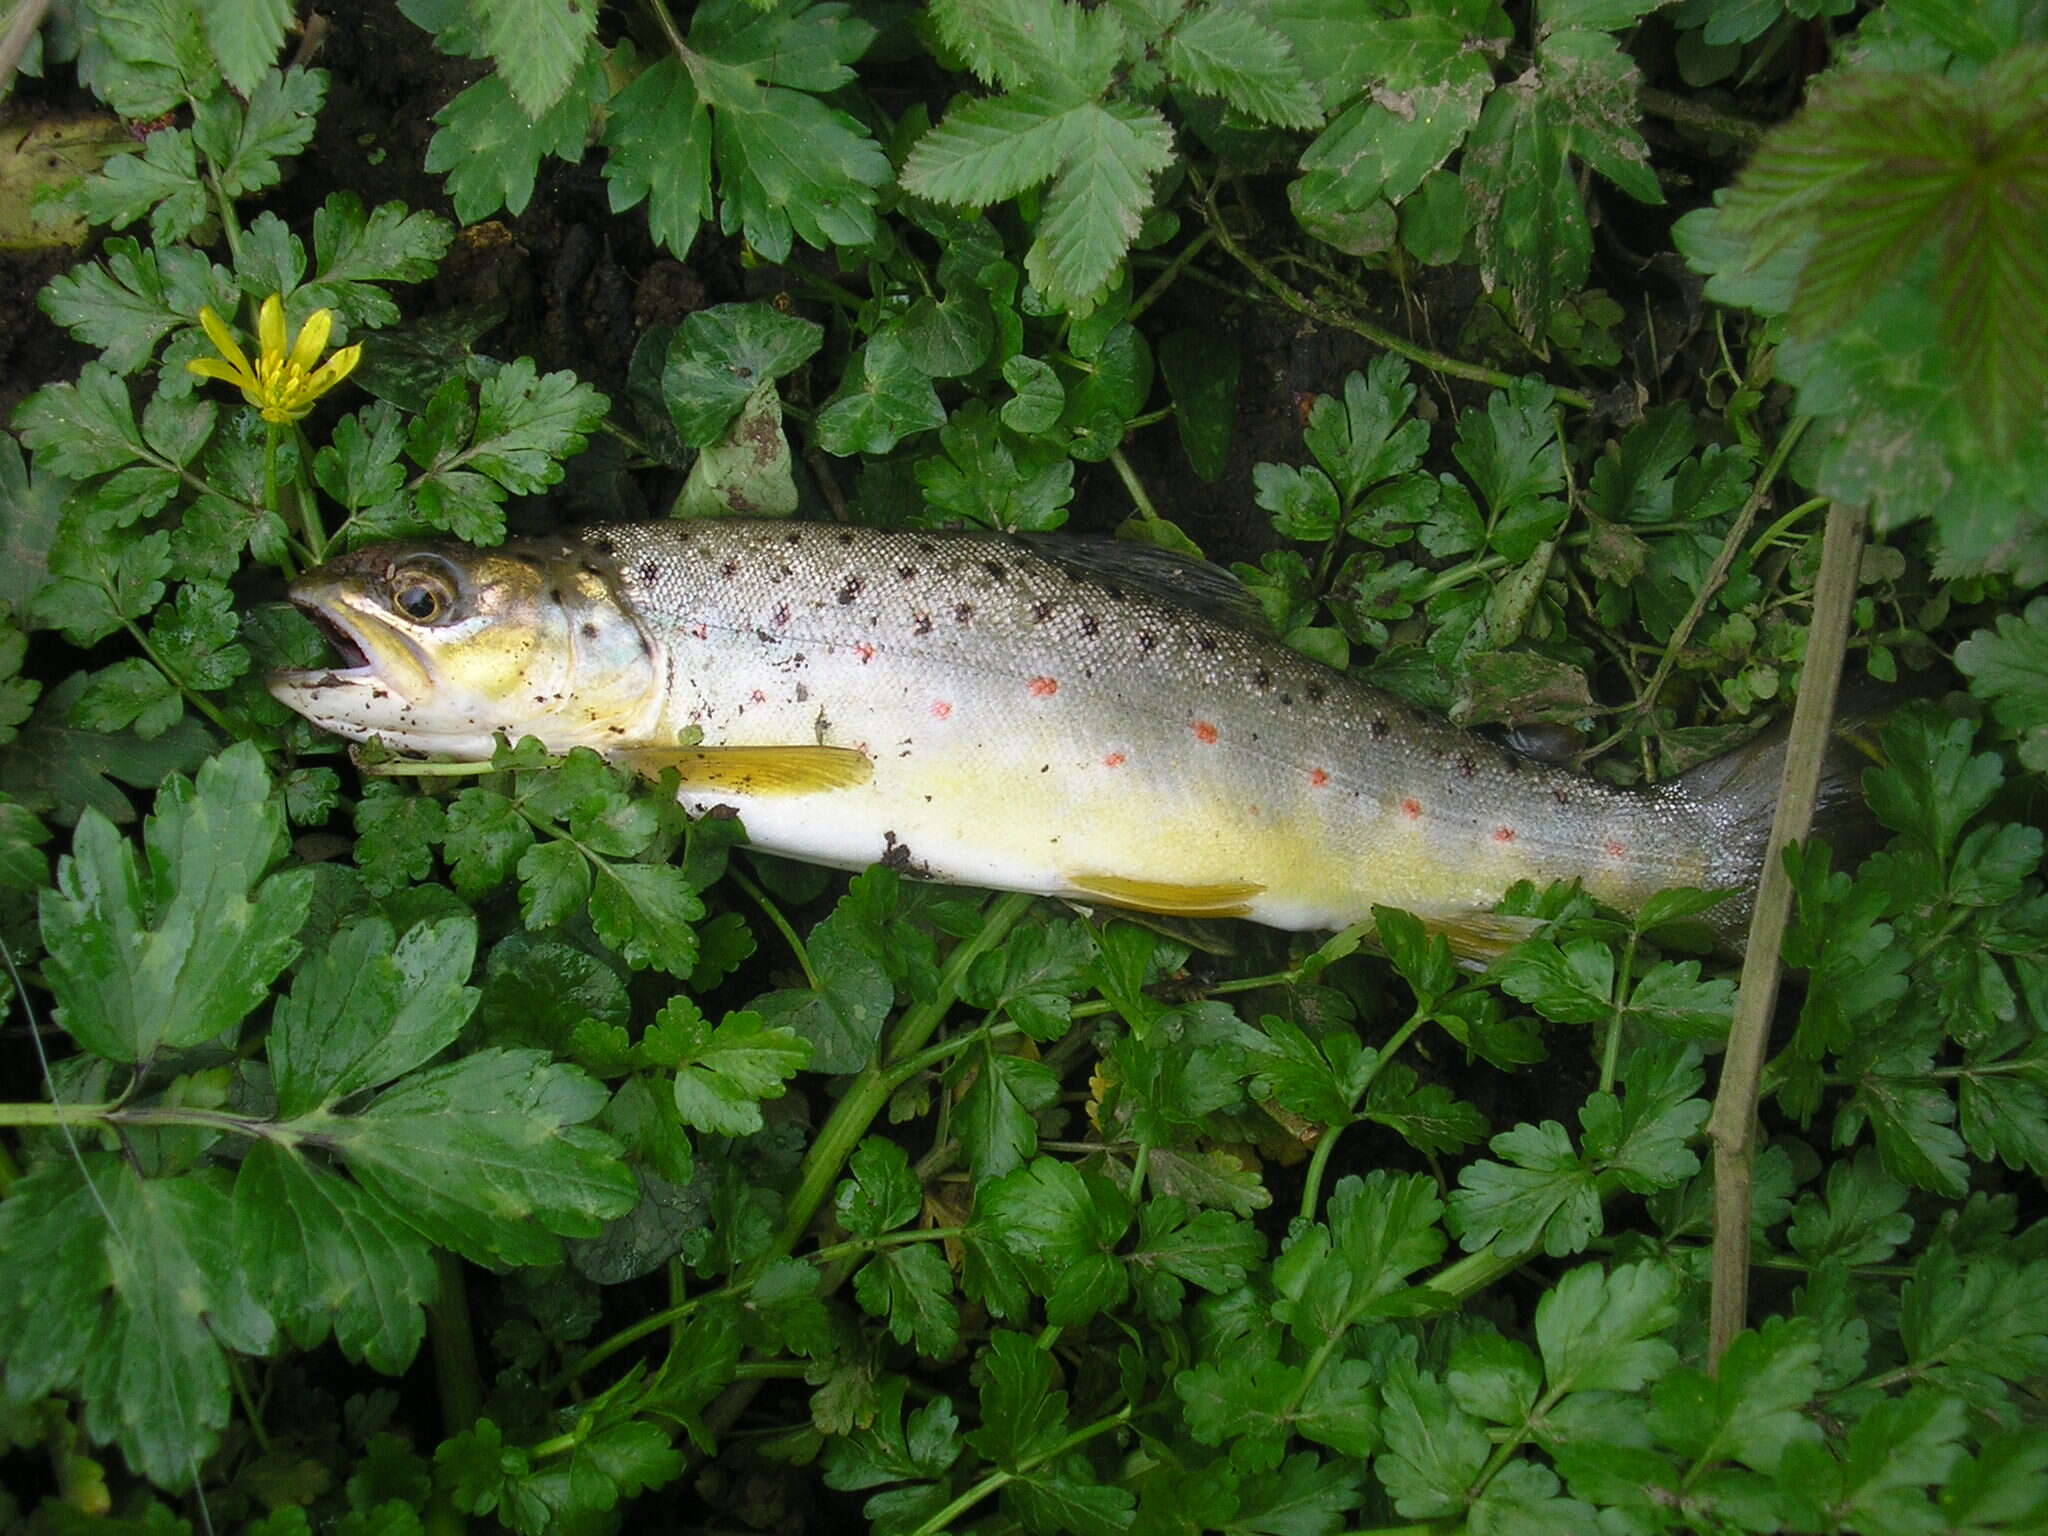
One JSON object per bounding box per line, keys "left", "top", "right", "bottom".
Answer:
{"left": 1018, "top": 534, "right": 1270, "bottom": 632}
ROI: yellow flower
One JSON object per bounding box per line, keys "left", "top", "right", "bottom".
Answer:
{"left": 187, "top": 293, "right": 364, "bottom": 424}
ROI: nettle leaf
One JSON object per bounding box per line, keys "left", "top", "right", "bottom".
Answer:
{"left": 308, "top": 1048, "right": 638, "bottom": 1268}
{"left": 1717, "top": 49, "right": 2048, "bottom": 453}
{"left": 0, "top": 1154, "right": 271, "bottom": 1490}
{"left": 39, "top": 743, "right": 314, "bottom": 1064}
{"left": 1162, "top": 5, "right": 1323, "bottom": 130}
{"left": 475, "top": 0, "right": 597, "bottom": 116}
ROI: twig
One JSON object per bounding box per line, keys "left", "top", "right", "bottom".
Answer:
{"left": 1194, "top": 173, "right": 1596, "bottom": 412}
{"left": 1703, "top": 500, "right": 1865, "bottom": 1366}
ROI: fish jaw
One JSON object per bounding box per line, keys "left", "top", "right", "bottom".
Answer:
{"left": 268, "top": 568, "right": 456, "bottom": 746}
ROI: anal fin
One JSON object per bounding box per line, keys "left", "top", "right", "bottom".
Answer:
{"left": 611, "top": 744, "right": 872, "bottom": 795}
{"left": 1067, "top": 872, "right": 1264, "bottom": 918}
{"left": 1418, "top": 910, "right": 1546, "bottom": 968}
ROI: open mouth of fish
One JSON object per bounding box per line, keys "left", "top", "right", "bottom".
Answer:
{"left": 296, "top": 601, "right": 373, "bottom": 677}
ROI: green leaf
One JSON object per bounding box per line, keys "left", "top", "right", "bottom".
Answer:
{"left": 589, "top": 860, "right": 704, "bottom": 975}
{"left": 469, "top": 357, "right": 611, "bottom": 494}
{"left": 0, "top": 792, "right": 49, "bottom": 891}
{"left": 601, "top": 57, "right": 712, "bottom": 256}
{"left": 234, "top": 1140, "right": 437, "bottom": 1374}
{"left": 836, "top": 1135, "right": 924, "bottom": 1238}
{"left": 475, "top": 0, "right": 596, "bottom": 115}
{"left": 854, "top": 1242, "right": 961, "bottom": 1357}
{"left": 303, "top": 193, "right": 455, "bottom": 328}
{"left": 1448, "top": 1119, "right": 1600, "bottom": 1257}
{"left": 0, "top": 673, "right": 214, "bottom": 827}
{"left": 1128, "top": 1198, "right": 1263, "bottom": 1320}
{"left": 1897, "top": 1245, "right": 2048, "bottom": 1399}
{"left": 1272, "top": 1171, "right": 1447, "bottom": 1346}
{"left": 901, "top": 90, "right": 1074, "bottom": 206}
{"left": 1157, "top": 328, "right": 1236, "bottom": 482}
{"left": 661, "top": 301, "right": 824, "bottom": 448}
{"left": 1375, "top": 1360, "right": 1489, "bottom": 1519}
{"left": 977, "top": 1156, "right": 1132, "bottom": 1324}
{"left": 195, "top": 0, "right": 291, "bottom": 95}
{"left": 1030, "top": 102, "right": 1176, "bottom": 314}
{"left": 192, "top": 66, "right": 326, "bottom": 200}
{"left": 1956, "top": 597, "right": 2048, "bottom": 772}
{"left": 69, "top": 657, "right": 181, "bottom": 739}
{"left": 750, "top": 881, "right": 896, "bottom": 1072}
{"left": 956, "top": 1042, "right": 1061, "bottom": 1178}
{"left": 312, "top": 1048, "right": 638, "bottom": 1268}
{"left": 966, "top": 1328, "right": 1069, "bottom": 1467}
{"left": 1717, "top": 52, "right": 2048, "bottom": 454}
{"left": 270, "top": 915, "right": 479, "bottom": 1116}
{"left": 1534, "top": 1261, "right": 1679, "bottom": 1394}
{"left": 0, "top": 431, "right": 69, "bottom": 612}
{"left": 660, "top": 1002, "right": 810, "bottom": 1136}
{"left": 39, "top": 743, "right": 313, "bottom": 1063}
{"left": 1581, "top": 1044, "right": 1710, "bottom": 1194}
{"left": 1163, "top": 6, "right": 1322, "bottom": 129}
{"left": 930, "top": 0, "right": 1122, "bottom": 94}
{"left": 425, "top": 58, "right": 602, "bottom": 222}
{"left": 815, "top": 333, "right": 948, "bottom": 456}
{"left": 15, "top": 363, "right": 153, "bottom": 481}
{"left": 64, "top": 129, "right": 207, "bottom": 244}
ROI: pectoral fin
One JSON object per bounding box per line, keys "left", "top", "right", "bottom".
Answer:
{"left": 612, "top": 744, "right": 873, "bottom": 795}
{"left": 1066, "top": 873, "right": 1264, "bottom": 918}
{"left": 1418, "top": 910, "right": 1546, "bottom": 967}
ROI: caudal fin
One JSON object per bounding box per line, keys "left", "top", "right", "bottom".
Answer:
{"left": 1671, "top": 687, "right": 1892, "bottom": 945}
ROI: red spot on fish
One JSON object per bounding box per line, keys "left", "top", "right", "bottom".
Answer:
{"left": 1604, "top": 839, "right": 1628, "bottom": 859}
{"left": 1191, "top": 720, "right": 1219, "bottom": 744}
{"left": 750, "top": 689, "right": 767, "bottom": 704}
{"left": 1400, "top": 797, "right": 1422, "bottom": 818}
{"left": 1308, "top": 768, "right": 1330, "bottom": 788}
{"left": 690, "top": 623, "right": 708, "bottom": 641}
{"left": 930, "top": 700, "right": 952, "bottom": 719}
{"left": 1028, "top": 675, "right": 1059, "bottom": 698}
{"left": 1493, "top": 825, "right": 1516, "bottom": 843}
{"left": 1103, "top": 752, "right": 1126, "bottom": 768}
{"left": 853, "top": 642, "right": 876, "bottom": 664}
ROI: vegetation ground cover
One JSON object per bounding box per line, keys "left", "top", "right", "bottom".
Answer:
{"left": 0, "top": 1, "right": 2043, "bottom": 1532}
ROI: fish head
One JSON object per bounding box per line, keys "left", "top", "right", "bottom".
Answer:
{"left": 269, "top": 541, "right": 663, "bottom": 757}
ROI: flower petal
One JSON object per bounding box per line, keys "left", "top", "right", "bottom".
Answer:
{"left": 307, "top": 342, "right": 364, "bottom": 394}
{"left": 290, "top": 307, "right": 334, "bottom": 372}
{"left": 259, "top": 294, "right": 287, "bottom": 362}
{"left": 186, "top": 357, "right": 250, "bottom": 383}
{"left": 196, "top": 306, "right": 255, "bottom": 383}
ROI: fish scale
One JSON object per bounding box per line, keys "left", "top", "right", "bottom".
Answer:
{"left": 270, "top": 519, "right": 1788, "bottom": 951}
{"left": 587, "top": 520, "right": 1739, "bottom": 934}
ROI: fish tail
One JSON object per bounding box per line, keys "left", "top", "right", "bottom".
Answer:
{"left": 1672, "top": 685, "right": 1893, "bottom": 943}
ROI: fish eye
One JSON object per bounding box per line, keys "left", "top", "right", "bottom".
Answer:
{"left": 388, "top": 560, "right": 459, "bottom": 625}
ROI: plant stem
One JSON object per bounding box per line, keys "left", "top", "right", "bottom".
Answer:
{"left": 758, "top": 891, "right": 1035, "bottom": 1267}
{"left": 1195, "top": 174, "right": 1595, "bottom": 411}
{"left": 1703, "top": 500, "right": 1865, "bottom": 1367}
{"left": 905, "top": 1404, "right": 1134, "bottom": 1536}
{"left": 1127, "top": 228, "right": 1215, "bottom": 321}
{"left": 725, "top": 863, "right": 819, "bottom": 990}
{"left": 422, "top": 1251, "right": 481, "bottom": 1536}
{"left": 121, "top": 618, "right": 239, "bottom": 738}
{"left": 1108, "top": 447, "right": 1164, "bottom": 526}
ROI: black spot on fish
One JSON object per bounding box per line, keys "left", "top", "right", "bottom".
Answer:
{"left": 581, "top": 622, "right": 599, "bottom": 639}
{"left": 1137, "top": 630, "right": 1159, "bottom": 652}
{"left": 916, "top": 540, "right": 936, "bottom": 554}
{"left": 773, "top": 601, "right": 790, "bottom": 626}
{"left": 1197, "top": 634, "right": 1218, "bottom": 654}
{"left": 981, "top": 560, "right": 1007, "bottom": 581}
{"left": 1370, "top": 715, "right": 1389, "bottom": 740}
{"left": 755, "top": 628, "right": 777, "bottom": 643}
{"left": 1103, "top": 583, "right": 1125, "bottom": 601}
{"left": 1553, "top": 786, "right": 1571, "bottom": 807}
{"left": 549, "top": 587, "right": 564, "bottom": 604}
{"left": 721, "top": 559, "right": 739, "bottom": 578}
{"left": 838, "top": 576, "right": 865, "bottom": 604}
{"left": 785, "top": 531, "right": 801, "bottom": 545}
{"left": 898, "top": 564, "right": 918, "bottom": 579}
{"left": 795, "top": 682, "right": 810, "bottom": 702}
{"left": 1306, "top": 682, "right": 1327, "bottom": 704}
{"left": 837, "top": 532, "right": 854, "bottom": 546}
{"left": 1253, "top": 667, "right": 1272, "bottom": 690}
{"left": 954, "top": 602, "right": 974, "bottom": 626}
{"left": 1456, "top": 752, "right": 1477, "bottom": 779}
{"left": 1079, "top": 613, "right": 1100, "bottom": 636}
{"left": 913, "top": 612, "right": 934, "bottom": 636}
{"left": 1280, "top": 692, "right": 1295, "bottom": 706}
{"left": 1031, "top": 600, "right": 1054, "bottom": 622}
{"left": 640, "top": 561, "right": 659, "bottom": 581}
{"left": 591, "top": 535, "right": 616, "bottom": 556}
{"left": 1500, "top": 753, "right": 1522, "bottom": 774}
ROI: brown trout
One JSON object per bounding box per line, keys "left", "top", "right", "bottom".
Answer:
{"left": 270, "top": 519, "right": 1817, "bottom": 953}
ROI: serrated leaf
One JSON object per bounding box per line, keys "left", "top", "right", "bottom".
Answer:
{"left": 1027, "top": 102, "right": 1175, "bottom": 313}
{"left": 662, "top": 301, "right": 824, "bottom": 448}
{"left": 1956, "top": 597, "right": 2048, "bottom": 771}
{"left": 662, "top": 1003, "right": 810, "bottom": 1136}
{"left": 854, "top": 1242, "right": 962, "bottom": 1357}
{"left": 425, "top": 60, "right": 601, "bottom": 222}
{"left": 476, "top": 0, "right": 596, "bottom": 115}
{"left": 1164, "top": 6, "right": 1321, "bottom": 128}
{"left": 1448, "top": 1119, "right": 1600, "bottom": 1256}
{"left": 957, "top": 1043, "right": 1061, "bottom": 1178}
{"left": 601, "top": 57, "right": 712, "bottom": 255}
{"left": 193, "top": 66, "right": 326, "bottom": 200}
{"left": 195, "top": 0, "right": 291, "bottom": 95}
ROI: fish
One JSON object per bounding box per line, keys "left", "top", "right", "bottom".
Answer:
{"left": 268, "top": 518, "right": 1858, "bottom": 956}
